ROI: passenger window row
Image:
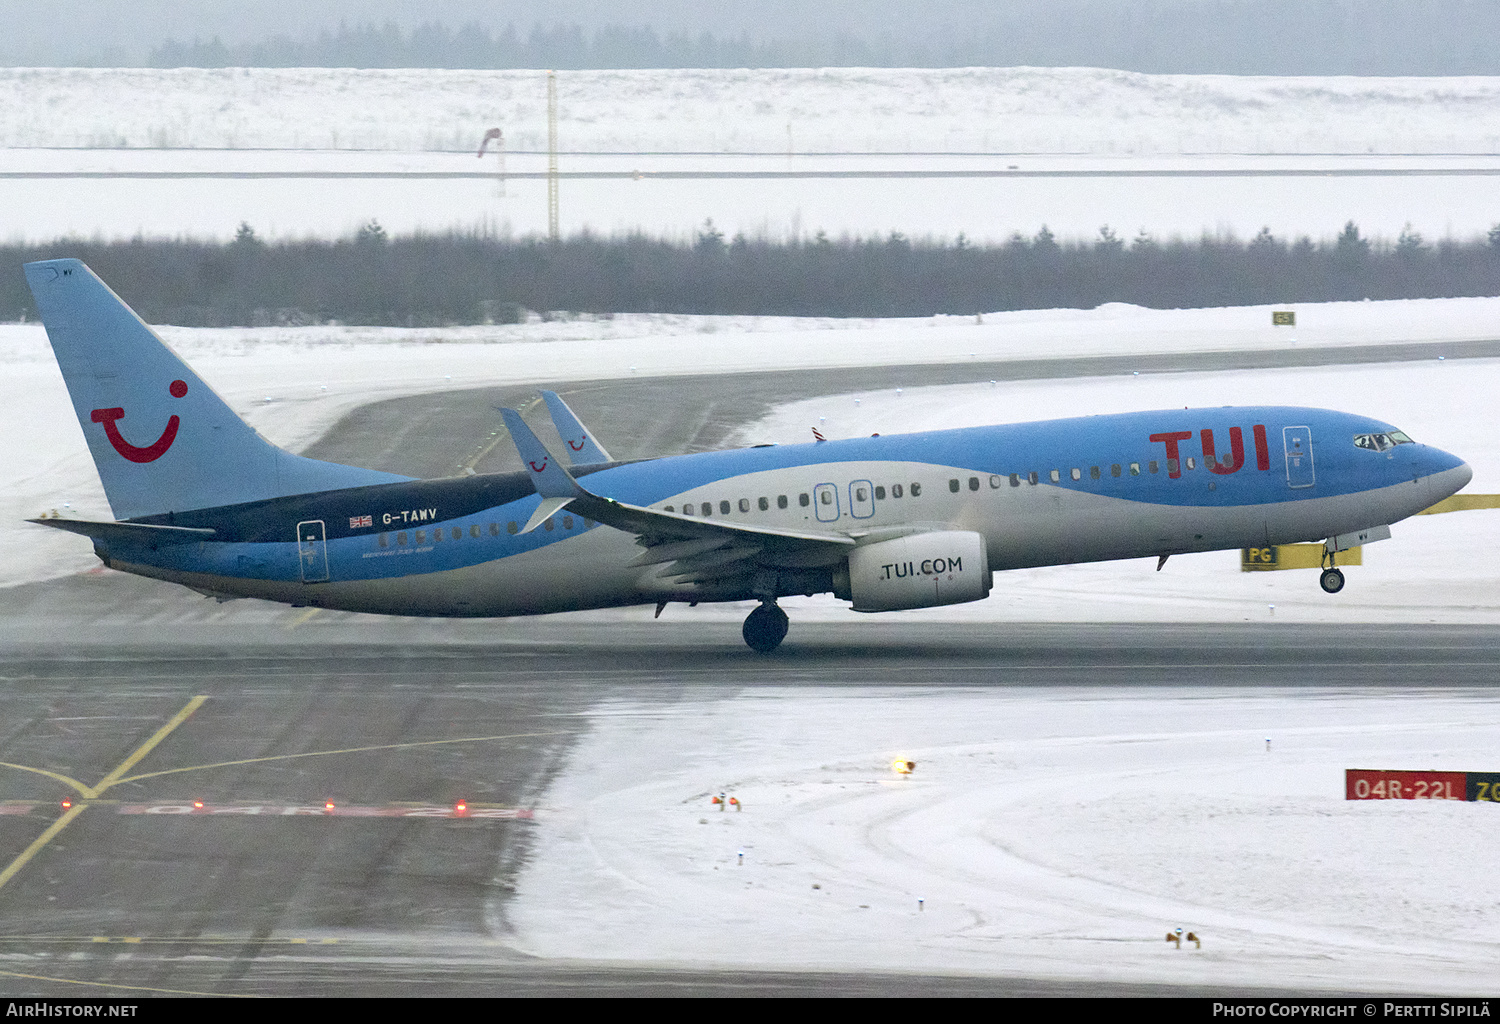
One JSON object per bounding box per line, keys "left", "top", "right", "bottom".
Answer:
{"left": 661, "top": 482, "right": 924, "bottom": 517}
{"left": 377, "top": 515, "right": 593, "bottom": 547}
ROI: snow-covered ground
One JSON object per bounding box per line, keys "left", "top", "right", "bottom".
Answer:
{"left": 8, "top": 66, "right": 1500, "bottom": 155}
{"left": 10, "top": 152, "right": 1500, "bottom": 243}
{"left": 6, "top": 294, "right": 1499, "bottom": 622}
{"left": 501, "top": 684, "right": 1500, "bottom": 993}
{"left": 9, "top": 66, "right": 1500, "bottom": 240}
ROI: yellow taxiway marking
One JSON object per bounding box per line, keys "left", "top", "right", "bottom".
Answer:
{"left": 0, "top": 804, "right": 87, "bottom": 891}
{"left": 0, "top": 968, "right": 256, "bottom": 998}
{"left": 0, "top": 762, "right": 93, "bottom": 797}
{"left": 284, "top": 607, "right": 320, "bottom": 630}
{"left": 0, "top": 696, "right": 209, "bottom": 893}
{"left": 113, "top": 729, "right": 571, "bottom": 786}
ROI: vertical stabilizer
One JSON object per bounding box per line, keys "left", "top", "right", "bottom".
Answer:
{"left": 25, "top": 259, "right": 411, "bottom": 519}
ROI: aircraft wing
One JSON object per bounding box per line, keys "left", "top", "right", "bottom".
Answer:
{"left": 500, "top": 408, "right": 852, "bottom": 584}
{"left": 540, "top": 390, "right": 613, "bottom": 466}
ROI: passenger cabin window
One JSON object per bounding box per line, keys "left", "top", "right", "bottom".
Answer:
{"left": 414, "top": 530, "right": 425, "bottom": 544}
{"left": 759, "top": 497, "right": 770, "bottom": 511}
{"left": 397, "top": 532, "right": 408, "bottom": 545}
{"left": 470, "top": 524, "right": 480, "bottom": 538}
{"left": 968, "top": 476, "right": 980, "bottom": 491}
{"left": 563, "top": 516, "right": 573, "bottom": 529}
{"left": 988, "top": 476, "right": 1001, "bottom": 489}
{"left": 1070, "top": 468, "right": 1082, "bottom": 481}
{"left": 433, "top": 528, "right": 442, "bottom": 542}
{"left": 664, "top": 505, "right": 675, "bottom": 513}
{"left": 739, "top": 499, "right": 751, "bottom": 513}
{"left": 949, "top": 478, "right": 960, "bottom": 493}
{"left": 820, "top": 490, "right": 833, "bottom": 505}
{"left": 1049, "top": 470, "right": 1060, "bottom": 483}
{"left": 777, "top": 495, "right": 788, "bottom": 509}
{"left": 875, "top": 486, "right": 887, "bottom": 499}
{"left": 1009, "top": 474, "right": 1020, "bottom": 487}
{"left": 1027, "top": 471, "right": 1038, "bottom": 485}
{"left": 543, "top": 520, "right": 554, "bottom": 532}
{"left": 701, "top": 502, "right": 712, "bottom": 516}
{"left": 1129, "top": 463, "right": 1141, "bottom": 476}
{"left": 720, "top": 500, "right": 731, "bottom": 515}
{"left": 1186, "top": 457, "right": 1197, "bottom": 470}
{"left": 1167, "top": 459, "right": 1179, "bottom": 475}
{"left": 1149, "top": 461, "right": 1159, "bottom": 474}
{"left": 892, "top": 484, "right": 903, "bottom": 498}
{"left": 911, "top": 482, "right": 921, "bottom": 496}
{"left": 378, "top": 533, "right": 388, "bottom": 548}
{"left": 855, "top": 486, "right": 869, "bottom": 501}
{"left": 1111, "top": 464, "right": 1122, "bottom": 478}
{"left": 490, "top": 523, "right": 499, "bottom": 536}
{"left": 506, "top": 522, "right": 518, "bottom": 534}
{"left": 1090, "top": 466, "right": 1101, "bottom": 480}
{"left": 799, "top": 493, "right": 811, "bottom": 507}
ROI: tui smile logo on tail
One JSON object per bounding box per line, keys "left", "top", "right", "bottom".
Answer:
{"left": 90, "top": 379, "right": 187, "bottom": 464}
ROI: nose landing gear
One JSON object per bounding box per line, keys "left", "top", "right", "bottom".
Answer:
{"left": 742, "top": 600, "right": 789, "bottom": 653}
{"left": 1319, "top": 545, "right": 1345, "bottom": 594}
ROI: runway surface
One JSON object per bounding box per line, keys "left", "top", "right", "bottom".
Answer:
{"left": 1, "top": 583, "right": 1496, "bottom": 995}
{"left": 5, "top": 346, "right": 1499, "bottom": 996}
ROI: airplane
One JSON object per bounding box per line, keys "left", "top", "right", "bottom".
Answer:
{"left": 24, "top": 258, "right": 1473, "bottom": 652}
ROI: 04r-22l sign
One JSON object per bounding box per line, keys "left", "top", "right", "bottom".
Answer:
{"left": 1346, "top": 769, "right": 1500, "bottom": 801}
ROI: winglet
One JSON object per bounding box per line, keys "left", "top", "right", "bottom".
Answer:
{"left": 501, "top": 407, "right": 586, "bottom": 500}
{"left": 541, "top": 390, "right": 613, "bottom": 465}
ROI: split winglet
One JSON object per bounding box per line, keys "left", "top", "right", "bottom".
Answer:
{"left": 501, "top": 407, "right": 582, "bottom": 533}
{"left": 541, "top": 390, "right": 613, "bottom": 465}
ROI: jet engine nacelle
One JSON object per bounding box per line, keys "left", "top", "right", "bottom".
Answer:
{"left": 835, "top": 531, "right": 992, "bottom": 612}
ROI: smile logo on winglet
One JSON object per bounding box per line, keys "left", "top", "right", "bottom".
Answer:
{"left": 90, "top": 379, "right": 187, "bottom": 464}
{"left": 528, "top": 457, "right": 549, "bottom": 472}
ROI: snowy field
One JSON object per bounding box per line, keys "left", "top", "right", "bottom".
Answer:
{"left": 8, "top": 151, "right": 1500, "bottom": 243}
{"left": 502, "top": 684, "right": 1500, "bottom": 993}
{"left": 8, "top": 66, "right": 1500, "bottom": 240}
{"left": 8, "top": 66, "right": 1500, "bottom": 155}
{"left": 6, "top": 294, "right": 1499, "bottom": 623}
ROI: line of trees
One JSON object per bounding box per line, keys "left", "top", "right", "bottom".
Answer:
{"left": 7, "top": 221, "right": 1500, "bottom": 327}
{"left": 141, "top": 3, "right": 1500, "bottom": 76}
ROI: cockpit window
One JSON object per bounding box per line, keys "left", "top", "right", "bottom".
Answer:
{"left": 1354, "top": 431, "right": 1414, "bottom": 451}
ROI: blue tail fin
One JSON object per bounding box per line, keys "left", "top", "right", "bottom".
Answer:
{"left": 25, "top": 259, "right": 412, "bottom": 519}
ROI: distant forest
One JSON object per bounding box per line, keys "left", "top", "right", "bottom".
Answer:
{"left": 7, "top": 222, "right": 1500, "bottom": 327}
{"left": 140, "top": 3, "right": 1500, "bottom": 77}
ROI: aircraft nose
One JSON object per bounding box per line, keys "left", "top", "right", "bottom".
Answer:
{"left": 1419, "top": 447, "right": 1471, "bottom": 499}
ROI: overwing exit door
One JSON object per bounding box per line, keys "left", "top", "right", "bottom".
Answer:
{"left": 297, "top": 519, "right": 329, "bottom": 582}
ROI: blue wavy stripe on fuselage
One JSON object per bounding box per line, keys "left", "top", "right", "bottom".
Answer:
{"left": 114, "top": 405, "right": 1453, "bottom": 585}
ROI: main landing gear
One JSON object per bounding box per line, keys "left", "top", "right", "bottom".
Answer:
{"left": 742, "top": 600, "right": 789, "bottom": 653}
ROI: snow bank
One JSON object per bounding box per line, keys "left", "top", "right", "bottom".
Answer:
{"left": 502, "top": 685, "right": 1500, "bottom": 992}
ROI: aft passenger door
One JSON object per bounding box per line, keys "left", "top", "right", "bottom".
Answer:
{"left": 297, "top": 520, "right": 329, "bottom": 583}
{"left": 1283, "top": 426, "right": 1315, "bottom": 489}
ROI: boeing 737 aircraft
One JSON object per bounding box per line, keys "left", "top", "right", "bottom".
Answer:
{"left": 24, "top": 259, "right": 1472, "bottom": 651}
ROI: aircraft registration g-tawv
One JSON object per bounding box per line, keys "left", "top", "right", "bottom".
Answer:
{"left": 25, "top": 259, "right": 1473, "bottom": 652}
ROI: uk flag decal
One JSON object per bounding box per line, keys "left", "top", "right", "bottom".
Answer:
{"left": 349, "top": 515, "right": 373, "bottom": 529}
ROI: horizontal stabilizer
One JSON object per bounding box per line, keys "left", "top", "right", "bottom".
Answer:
{"left": 29, "top": 518, "right": 215, "bottom": 545}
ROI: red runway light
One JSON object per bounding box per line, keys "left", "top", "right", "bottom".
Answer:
{"left": 324, "top": 800, "right": 336, "bottom": 812}
{"left": 455, "top": 800, "right": 468, "bottom": 815}
{"left": 60, "top": 799, "right": 71, "bottom": 809}
{"left": 193, "top": 800, "right": 204, "bottom": 810}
